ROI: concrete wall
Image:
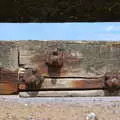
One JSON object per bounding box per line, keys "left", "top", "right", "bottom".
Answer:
{"left": 0, "top": 41, "right": 18, "bottom": 70}
{"left": 1, "top": 40, "right": 120, "bottom": 77}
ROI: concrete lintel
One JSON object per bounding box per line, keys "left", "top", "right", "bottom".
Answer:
{"left": 19, "top": 90, "right": 105, "bottom": 97}
{"left": 1, "top": 0, "right": 120, "bottom": 22}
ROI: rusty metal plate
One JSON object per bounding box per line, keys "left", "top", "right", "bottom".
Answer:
{"left": 0, "top": 68, "right": 18, "bottom": 94}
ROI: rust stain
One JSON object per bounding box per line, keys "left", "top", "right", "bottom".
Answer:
{"left": 30, "top": 46, "right": 81, "bottom": 77}
{"left": 0, "top": 83, "right": 17, "bottom": 94}
{"left": 104, "top": 72, "right": 120, "bottom": 89}
{"left": 71, "top": 79, "right": 104, "bottom": 89}
{"left": 18, "top": 83, "right": 27, "bottom": 90}
{"left": 0, "top": 68, "right": 18, "bottom": 94}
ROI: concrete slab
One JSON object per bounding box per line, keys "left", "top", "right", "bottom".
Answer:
{"left": 19, "top": 90, "right": 105, "bottom": 97}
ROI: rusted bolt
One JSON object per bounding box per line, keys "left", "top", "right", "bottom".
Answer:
{"left": 19, "top": 68, "right": 44, "bottom": 90}
{"left": 46, "top": 47, "right": 64, "bottom": 67}
{"left": 18, "top": 83, "right": 27, "bottom": 90}
{"left": 104, "top": 72, "right": 120, "bottom": 89}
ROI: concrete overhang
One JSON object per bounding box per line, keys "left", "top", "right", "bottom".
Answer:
{"left": 0, "top": 0, "right": 120, "bottom": 22}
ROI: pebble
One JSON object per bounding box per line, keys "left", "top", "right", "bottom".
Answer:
{"left": 86, "top": 112, "right": 97, "bottom": 120}
{"left": 25, "top": 103, "right": 28, "bottom": 106}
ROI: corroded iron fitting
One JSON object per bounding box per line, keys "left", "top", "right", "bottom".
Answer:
{"left": 18, "top": 67, "right": 44, "bottom": 90}
{"left": 18, "top": 83, "right": 27, "bottom": 90}
{"left": 46, "top": 48, "right": 64, "bottom": 67}
{"left": 104, "top": 72, "right": 120, "bottom": 89}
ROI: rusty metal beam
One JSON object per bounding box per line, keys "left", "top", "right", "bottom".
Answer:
{"left": 1, "top": 66, "right": 120, "bottom": 97}
{"left": 19, "top": 77, "right": 104, "bottom": 91}
{"left": 0, "top": 67, "right": 105, "bottom": 95}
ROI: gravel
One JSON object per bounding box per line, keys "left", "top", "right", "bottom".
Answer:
{"left": 0, "top": 96, "right": 120, "bottom": 120}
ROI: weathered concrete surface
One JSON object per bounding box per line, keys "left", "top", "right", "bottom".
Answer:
{"left": 0, "top": 96, "right": 120, "bottom": 120}
{"left": 1, "top": 40, "right": 120, "bottom": 77}
{"left": 0, "top": 41, "right": 18, "bottom": 70}
{"left": 19, "top": 90, "right": 120, "bottom": 97}
{"left": 1, "top": 0, "right": 120, "bottom": 22}
{"left": 17, "top": 40, "right": 120, "bottom": 77}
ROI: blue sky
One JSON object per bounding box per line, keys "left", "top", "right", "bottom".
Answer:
{"left": 0, "top": 22, "right": 120, "bottom": 41}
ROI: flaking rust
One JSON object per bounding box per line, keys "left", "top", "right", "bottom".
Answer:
{"left": 71, "top": 79, "right": 104, "bottom": 89}
{"left": 1, "top": 65, "right": 120, "bottom": 95}
{"left": 104, "top": 72, "right": 120, "bottom": 89}
{"left": 0, "top": 67, "right": 18, "bottom": 94}
{"left": 30, "top": 45, "right": 81, "bottom": 77}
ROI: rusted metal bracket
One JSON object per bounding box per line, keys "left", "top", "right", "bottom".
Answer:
{"left": 45, "top": 47, "right": 64, "bottom": 67}
{"left": 1, "top": 66, "right": 120, "bottom": 95}
{"left": 18, "top": 69, "right": 120, "bottom": 91}
{"left": 18, "top": 68, "right": 120, "bottom": 91}
{"left": 104, "top": 72, "right": 120, "bottom": 90}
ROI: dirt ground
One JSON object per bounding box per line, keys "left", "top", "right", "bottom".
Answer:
{"left": 0, "top": 96, "right": 120, "bottom": 120}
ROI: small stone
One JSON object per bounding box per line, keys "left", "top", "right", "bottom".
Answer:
{"left": 86, "top": 112, "right": 97, "bottom": 120}
{"left": 25, "top": 104, "right": 28, "bottom": 106}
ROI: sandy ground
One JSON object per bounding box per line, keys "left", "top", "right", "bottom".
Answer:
{"left": 0, "top": 96, "right": 120, "bottom": 120}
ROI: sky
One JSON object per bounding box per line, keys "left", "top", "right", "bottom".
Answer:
{"left": 0, "top": 22, "right": 120, "bottom": 41}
